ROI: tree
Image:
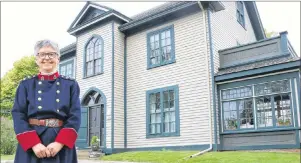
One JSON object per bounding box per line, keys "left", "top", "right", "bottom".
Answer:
{"left": 264, "top": 28, "right": 279, "bottom": 38}
{"left": 0, "top": 55, "right": 38, "bottom": 116}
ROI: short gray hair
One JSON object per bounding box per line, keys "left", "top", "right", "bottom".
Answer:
{"left": 34, "top": 39, "right": 60, "bottom": 56}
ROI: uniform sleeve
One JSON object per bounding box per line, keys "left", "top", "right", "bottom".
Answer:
{"left": 55, "top": 81, "right": 81, "bottom": 149}
{"left": 11, "top": 82, "right": 41, "bottom": 151}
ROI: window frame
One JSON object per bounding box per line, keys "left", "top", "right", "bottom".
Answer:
{"left": 146, "top": 25, "right": 176, "bottom": 69}
{"left": 59, "top": 58, "right": 75, "bottom": 78}
{"left": 218, "top": 72, "right": 299, "bottom": 134}
{"left": 83, "top": 34, "right": 104, "bottom": 78}
{"left": 236, "top": 1, "right": 246, "bottom": 29}
{"left": 146, "top": 85, "right": 180, "bottom": 138}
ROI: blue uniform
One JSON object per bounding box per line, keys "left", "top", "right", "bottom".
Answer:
{"left": 12, "top": 72, "right": 81, "bottom": 163}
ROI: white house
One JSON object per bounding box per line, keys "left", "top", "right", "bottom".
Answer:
{"left": 58, "top": 1, "right": 301, "bottom": 154}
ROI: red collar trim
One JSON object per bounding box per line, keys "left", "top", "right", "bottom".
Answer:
{"left": 38, "top": 71, "right": 60, "bottom": 80}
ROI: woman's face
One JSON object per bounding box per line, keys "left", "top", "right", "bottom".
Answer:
{"left": 36, "top": 46, "right": 60, "bottom": 73}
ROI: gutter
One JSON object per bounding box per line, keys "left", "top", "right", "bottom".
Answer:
{"left": 189, "top": 1, "right": 213, "bottom": 158}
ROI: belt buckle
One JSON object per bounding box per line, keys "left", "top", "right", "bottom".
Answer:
{"left": 45, "top": 119, "right": 59, "bottom": 127}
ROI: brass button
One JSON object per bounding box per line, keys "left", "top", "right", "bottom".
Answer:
{"left": 38, "top": 90, "right": 42, "bottom": 94}
{"left": 56, "top": 90, "right": 60, "bottom": 94}
{"left": 38, "top": 81, "right": 42, "bottom": 85}
{"left": 38, "top": 106, "right": 42, "bottom": 109}
{"left": 38, "top": 97, "right": 42, "bottom": 101}
{"left": 56, "top": 99, "right": 60, "bottom": 102}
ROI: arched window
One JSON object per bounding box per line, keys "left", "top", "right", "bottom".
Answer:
{"left": 85, "top": 36, "right": 104, "bottom": 77}
{"left": 82, "top": 90, "right": 104, "bottom": 106}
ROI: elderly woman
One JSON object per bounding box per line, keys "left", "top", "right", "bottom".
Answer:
{"left": 12, "top": 39, "right": 81, "bottom": 163}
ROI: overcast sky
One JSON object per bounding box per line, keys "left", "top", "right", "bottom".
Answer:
{"left": 1, "top": 2, "right": 300, "bottom": 77}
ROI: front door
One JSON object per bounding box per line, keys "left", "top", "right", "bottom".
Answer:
{"left": 89, "top": 105, "right": 101, "bottom": 146}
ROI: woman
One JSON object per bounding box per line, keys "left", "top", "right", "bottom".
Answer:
{"left": 12, "top": 39, "right": 81, "bottom": 163}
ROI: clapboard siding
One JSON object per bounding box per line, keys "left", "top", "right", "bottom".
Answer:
{"left": 207, "top": 2, "right": 257, "bottom": 144}
{"left": 114, "top": 22, "right": 125, "bottom": 148}
{"left": 76, "top": 22, "right": 112, "bottom": 148}
{"left": 126, "top": 11, "right": 212, "bottom": 148}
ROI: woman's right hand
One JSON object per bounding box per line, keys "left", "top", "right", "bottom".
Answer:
{"left": 32, "top": 143, "right": 51, "bottom": 158}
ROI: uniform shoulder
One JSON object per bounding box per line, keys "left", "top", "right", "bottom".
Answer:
{"left": 21, "top": 75, "right": 37, "bottom": 82}
{"left": 59, "top": 75, "right": 76, "bottom": 82}
{"left": 18, "top": 75, "right": 37, "bottom": 86}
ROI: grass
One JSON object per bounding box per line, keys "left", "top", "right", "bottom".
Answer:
{"left": 1, "top": 155, "right": 15, "bottom": 160}
{"left": 101, "top": 151, "right": 301, "bottom": 163}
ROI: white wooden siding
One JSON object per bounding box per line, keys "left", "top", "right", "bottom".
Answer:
{"left": 207, "top": 2, "right": 257, "bottom": 144}
{"left": 114, "top": 23, "right": 125, "bottom": 148}
{"left": 126, "top": 11, "right": 212, "bottom": 148}
{"left": 76, "top": 23, "right": 112, "bottom": 148}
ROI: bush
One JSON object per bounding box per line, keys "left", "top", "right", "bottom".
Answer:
{"left": 1, "top": 116, "right": 17, "bottom": 155}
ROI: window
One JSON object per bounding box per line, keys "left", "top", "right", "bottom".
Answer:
{"left": 84, "top": 35, "right": 104, "bottom": 77}
{"left": 222, "top": 86, "right": 254, "bottom": 130}
{"left": 255, "top": 80, "right": 292, "bottom": 128}
{"left": 147, "top": 25, "right": 175, "bottom": 69}
{"left": 221, "top": 79, "right": 293, "bottom": 132}
{"left": 236, "top": 1, "right": 245, "bottom": 28}
{"left": 59, "top": 59, "right": 74, "bottom": 78}
{"left": 146, "top": 85, "right": 179, "bottom": 137}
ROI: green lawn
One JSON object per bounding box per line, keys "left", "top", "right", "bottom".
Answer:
{"left": 1, "top": 155, "right": 15, "bottom": 160}
{"left": 101, "top": 151, "right": 300, "bottom": 163}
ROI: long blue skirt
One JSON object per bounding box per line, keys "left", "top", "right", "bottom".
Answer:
{"left": 14, "top": 126, "right": 78, "bottom": 163}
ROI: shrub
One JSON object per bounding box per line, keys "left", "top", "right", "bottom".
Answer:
{"left": 1, "top": 116, "right": 17, "bottom": 155}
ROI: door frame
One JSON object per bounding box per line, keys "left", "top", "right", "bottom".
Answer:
{"left": 80, "top": 87, "right": 107, "bottom": 150}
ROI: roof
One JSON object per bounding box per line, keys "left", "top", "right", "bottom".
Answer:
{"left": 130, "top": 2, "right": 185, "bottom": 21}
{"left": 60, "top": 42, "right": 76, "bottom": 55}
{"left": 215, "top": 56, "right": 300, "bottom": 76}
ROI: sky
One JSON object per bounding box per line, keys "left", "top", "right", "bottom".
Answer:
{"left": 1, "top": 2, "right": 300, "bottom": 78}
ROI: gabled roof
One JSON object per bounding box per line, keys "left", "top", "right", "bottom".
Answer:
{"left": 119, "top": 1, "right": 225, "bottom": 33}
{"left": 67, "top": 2, "right": 131, "bottom": 35}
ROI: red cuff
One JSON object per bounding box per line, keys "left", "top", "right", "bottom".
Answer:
{"left": 16, "top": 130, "right": 41, "bottom": 151}
{"left": 55, "top": 128, "right": 78, "bottom": 149}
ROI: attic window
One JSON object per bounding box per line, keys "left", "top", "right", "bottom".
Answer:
{"left": 236, "top": 1, "right": 245, "bottom": 28}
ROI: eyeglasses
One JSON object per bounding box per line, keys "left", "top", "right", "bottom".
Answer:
{"left": 37, "top": 52, "right": 58, "bottom": 59}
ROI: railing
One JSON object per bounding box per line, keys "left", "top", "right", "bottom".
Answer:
{"left": 218, "top": 31, "right": 291, "bottom": 69}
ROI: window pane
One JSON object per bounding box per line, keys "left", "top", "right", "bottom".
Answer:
{"left": 274, "top": 94, "right": 292, "bottom": 126}
{"left": 166, "top": 30, "right": 170, "bottom": 38}
{"left": 86, "top": 61, "right": 93, "bottom": 76}
{"left": 222, "top": 86, "right": 252, "bottom": 100}
{"left": 255, "top": 80, "right": 290, "bottom": 96}
{"left": 161, "top": 31, "right": 165, "bottom": 40}
{"left": 256, "top": 96, "right": 273, "bottom": 127}
{"left": 60, "top": 65, "right": 66, "bottom": 76}
{"left": 239, "top": 99, "right": 254, "bottom": 129}
{"left": 223, "top": 101, "right": 238, "bottom": 130}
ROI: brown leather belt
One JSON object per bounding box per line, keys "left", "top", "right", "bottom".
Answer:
{"left": 29, "top": 118, "right": 63, "bottom": 127}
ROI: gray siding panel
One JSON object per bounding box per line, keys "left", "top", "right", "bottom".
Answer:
{"left": 222, "top": 131, "right": 297, "bottom": 148}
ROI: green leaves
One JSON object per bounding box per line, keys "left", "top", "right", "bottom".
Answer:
{"left": 0, "top": 55, "right": 38, "bottom": 116}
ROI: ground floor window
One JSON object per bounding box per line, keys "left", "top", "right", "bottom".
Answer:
{"left": 146, "top": 85, "right": 179, "bottom": 137}
{"left": 221, "top": 79, "right": 293, "bottom": 131}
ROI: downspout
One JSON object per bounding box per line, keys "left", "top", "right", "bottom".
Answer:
{"left": 189, "top": 1, "right": 213, "bottom": 158}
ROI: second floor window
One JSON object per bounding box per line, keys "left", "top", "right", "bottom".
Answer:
{"left": 85, "top": 36, "right": 104, "bottom": 77}
{"left": 147, "top": 25, "right": 175, "bottom": 69}
{"left": 236, "top": 1, "right": 245, "bottom": 28}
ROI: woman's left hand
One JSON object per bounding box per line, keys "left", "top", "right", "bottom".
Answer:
{"left": 47, "top": 142, "right": 64, "bottom": 157}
